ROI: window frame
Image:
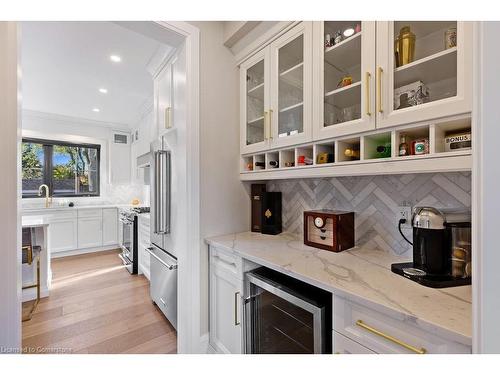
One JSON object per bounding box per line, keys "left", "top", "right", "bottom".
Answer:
{"left": 22, "top": 137, "right": 101, "bottom": 198}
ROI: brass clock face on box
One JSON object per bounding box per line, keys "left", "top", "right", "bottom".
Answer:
{"left": 314, "top": 216, "right": 325, "bottom": 228}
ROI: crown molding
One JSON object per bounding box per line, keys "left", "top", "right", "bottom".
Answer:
{"left": 22, "top": 109, "right": 131, "bottom": 132}
{"left": 146, "top": 44, "right": 176, "bottom": 79}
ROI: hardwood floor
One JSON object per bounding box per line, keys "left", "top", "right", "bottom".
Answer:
{"left": 22, "top": 249, "right": 177, "bottom": 354}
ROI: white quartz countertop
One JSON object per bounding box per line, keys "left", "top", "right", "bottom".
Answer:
{"left": 22, "top": 204, "right": 134, "bottom": 213}
{"left": 205, "top": 231, "right": 472, "bottom": 344}
{"left": 22, "top": 215, "right": 49, "bottom": 228}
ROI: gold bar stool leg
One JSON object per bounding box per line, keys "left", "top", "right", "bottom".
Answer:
{"left": 22, "top": 256, "right": 41, "bottom": 322}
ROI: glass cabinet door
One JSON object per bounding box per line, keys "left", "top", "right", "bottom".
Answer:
{"left": 376, "top": 21, "right": 472, "bottom": 128}
{"left": 240, "top": 49, "right": 269, "bottom": 154}
{"left": 270, "top": 22, "right": 312, "bottom": 148}
{"left": 314, "top": 21, "right": 376, "bottom": 140}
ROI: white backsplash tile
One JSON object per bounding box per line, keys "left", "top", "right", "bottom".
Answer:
{"left": 267, "top": 172, "right": 471, "bottom": 257}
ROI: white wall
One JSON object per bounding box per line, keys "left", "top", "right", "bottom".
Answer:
{"left": 473, "top": 21, "right": 500, "bottom": 353}
{"left": 0, "top": 21, "right": 21, "bottom": 350}
{"left": 189, "top": 21, "right": 250, "bottom": 347}
{"left": 21, "top": 110, "right": 146, "bottom": 207}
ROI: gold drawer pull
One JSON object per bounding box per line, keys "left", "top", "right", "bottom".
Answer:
{"left": 356, "top": 320, "right": 426, "bottom": 354}
{"left": 376, "top": 67, "right": 383, "bottom": 113}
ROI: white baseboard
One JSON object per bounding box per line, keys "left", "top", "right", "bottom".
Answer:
{"left": 199, "top": 333, "right": 210, "bottom": 354}
{"left": 50, "top": 245, "right": 119, "bottom": 258}
{"left": 22, "top": 286, "right": 49, "bottom": 302}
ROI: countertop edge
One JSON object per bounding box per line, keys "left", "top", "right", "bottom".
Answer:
{"left": 205, "top": 236, "right": 472, "bottom": 347}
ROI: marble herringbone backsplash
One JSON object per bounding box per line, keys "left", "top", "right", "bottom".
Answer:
{"left": 267, "top": 172, "right": 471, "bottom": 257}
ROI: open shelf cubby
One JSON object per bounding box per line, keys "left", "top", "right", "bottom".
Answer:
{"left": 337, "top": 137, "right": 361, "bottom": 162}
{"left": 266, "top": 151, "right": 280, "bottom": 170}
{"left": 395, "top": 125, "right": 430, "bottom": 158}
{"left": 296, "top": 145, "right": 314, "bottom": 167}
{"left": 240, "top": 114, "right": 472, "bottom": 178}
{"left": 364, "top": 132, "right": 392, "bottom": 160}
{"left": 314, "top": 142, "right": 335, "bottom": 165}
{"left": 279, "top": 149, "right": 296, "bottom": 168}
{"left": 253, "top": 154, "right": 266, "bottom": 170}
{"left": 433, "top": 116, "right": 471, "bottom": 154}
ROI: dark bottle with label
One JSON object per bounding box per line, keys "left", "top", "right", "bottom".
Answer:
{"left": 254, "top": 161, "right": 265, "bottom": 168}
{"left": 399, "top": 135, "right": 409, "bottom": 156}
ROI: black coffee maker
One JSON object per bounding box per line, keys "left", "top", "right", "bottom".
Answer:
{"left": 392, "top": 207, "right": 471, "bottom": 288}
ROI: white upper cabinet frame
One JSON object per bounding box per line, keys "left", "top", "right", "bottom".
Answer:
{"left": 240, "top": 47, "right": 270, "bottom": 154}
{"left": 156, "top": 60, "right": 174, "bottom": 137}
{"left": 375, "top": 21, "right": 472, "bottom": 128}
{"left": 269, "top": 22, "right": 313, "bottom": 148}
{"left": 313, "top": 21, "right": 376, "bottom": 141}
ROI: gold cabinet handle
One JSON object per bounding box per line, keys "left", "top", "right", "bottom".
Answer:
{"left": 356, "top": 320, "right": 426, "bottom": 354}
{"left": 365, "top": 72, "right": 371, "bottom": 116}
{"left": 376, "top": 67, "right": 383, "bottom": 113}
{"left": 234, "top": 291, "right": 240, "bottom": 326}
{"left": 263, "top": 111, "right": 269, "bottom": 140}
{"left": 268, "top": 109, "right": 273, "bottom": 140}
{"left": 165, "top": 107, "right": 172, "bottom": 129}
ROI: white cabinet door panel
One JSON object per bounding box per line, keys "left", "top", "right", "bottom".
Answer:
{"left": 102, "top": 208, "right": 118, "bottom": 246}
{"left": 48, "top": 219, "right": 78, "bottom": 253}
{"left": 77, "top": 217, "right": 103, "bottom": 249}
{"left": 209, "top": 262, "right": 243, "bottom": 354}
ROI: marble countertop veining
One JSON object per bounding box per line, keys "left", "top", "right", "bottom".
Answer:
{"left": 205, "top": 231, "right": 472, "bottom": 345}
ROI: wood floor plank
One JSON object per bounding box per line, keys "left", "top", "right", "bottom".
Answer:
{"left": 22, "top": 250, "right": 177, "bottom": 354}
{"left": 81, "top": 320, "right": 174, "bottom": 354}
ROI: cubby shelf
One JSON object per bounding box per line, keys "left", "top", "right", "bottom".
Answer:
{"left": 240, "top": 114, "right": 471, "bottom": 180}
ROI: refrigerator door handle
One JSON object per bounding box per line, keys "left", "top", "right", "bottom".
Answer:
{"left": 154, "top": 150, "right": 171, "bottom": 235}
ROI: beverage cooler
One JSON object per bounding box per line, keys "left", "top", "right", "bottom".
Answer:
{"left": 244, "top": 267, "right": 332, "bottom": 354}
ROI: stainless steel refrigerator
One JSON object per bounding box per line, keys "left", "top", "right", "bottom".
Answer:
{"left": 147, "top": 137, "right": 178, "bottom": 330}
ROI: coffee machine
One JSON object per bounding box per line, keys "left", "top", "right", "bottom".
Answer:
{"left": 391, "top": 207, "right": 471, "bottom": 288}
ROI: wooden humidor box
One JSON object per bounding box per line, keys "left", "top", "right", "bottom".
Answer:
{"left": 304, "top": 210, "right": 355, "bottom": 252}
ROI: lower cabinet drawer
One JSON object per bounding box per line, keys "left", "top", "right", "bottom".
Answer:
{"left": 334, "top": 296, "right": 471, "bottom": 354}
{"left": 334, "top": 331, "right": 376, "bottom": 354}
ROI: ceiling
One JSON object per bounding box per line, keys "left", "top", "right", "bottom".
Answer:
{"left": 21, "top": 21, "right": 174, "bottom": 128}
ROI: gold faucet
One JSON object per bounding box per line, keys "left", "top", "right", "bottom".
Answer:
{"left": 38, "top": 184, "right": 52, "bottom": 208}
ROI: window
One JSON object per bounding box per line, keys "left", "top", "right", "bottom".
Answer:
{"left": 22, "top": 138, "right": 100, "bottom": 198}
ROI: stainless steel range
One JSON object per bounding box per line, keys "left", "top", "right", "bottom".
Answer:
{"left": 119, "top": 206, "right": 150, "bottom": 274}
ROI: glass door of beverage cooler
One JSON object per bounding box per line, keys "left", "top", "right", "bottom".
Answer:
{"left": 244, "top": 269, "right": 329, "bottom": 354}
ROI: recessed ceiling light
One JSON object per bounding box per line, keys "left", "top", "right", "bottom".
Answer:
{"left": 92, "top": 108, "right": 100, "bottom": 113}
{"left": 99, "top": 88, "right": 108, "bottom": 94}
{"left": 110, "top": 55, "right": 121, "bottom": 63}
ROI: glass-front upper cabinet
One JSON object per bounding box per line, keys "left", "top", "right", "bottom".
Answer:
{"left": 269, "top": 22, "right": 312, "bottom": 148}
{"left": 240, "top": 48, "right": 270, "bottom": 154}
{"left": 313, "top": 21, "right": 376, "bottom": 141}
{"left": 376, "top": 21, "right": 472, "bottom": 128}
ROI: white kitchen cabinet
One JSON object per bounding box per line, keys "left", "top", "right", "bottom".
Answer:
{"left": 375, "top": 21, "right": 472, "bottom": 129}
{"left": 77, "top": 215, "right": 103, "bottom": 250}
{"left": 209, "top": 246, "right": 244, "bottom": 354}
{"left": 313, "top": 21, "right": 376, "bottom": 140}
{"left": 48, "top": 216, "right": 78, "bottom": 254}
{"left": 102, "top": 208, "right": 118, "bottom": 246}
{"left": 240, "top": 47, "right": 270, "bottom": 154}
{"left": 240, "top": 22, "right": 313, "bottom": 155}
{"left": 155, "top": 61, "right": 173, "bottom": 137}
{"left": 334, "top": 295, "right": 471, "bottom": 354}
{"left": 334, "top": 331, "right": 376, "bottom": 354}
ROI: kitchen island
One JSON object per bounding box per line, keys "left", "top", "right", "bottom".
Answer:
{"left": 206, "top": 231, "right": 472, "bottom": 353}
{"left": 22, "top": 215, "right": 50, "bottom": 302}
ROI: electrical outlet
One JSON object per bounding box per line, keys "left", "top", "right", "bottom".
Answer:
{"left": 398, "top": 205, "right": 412, "bottom": 228}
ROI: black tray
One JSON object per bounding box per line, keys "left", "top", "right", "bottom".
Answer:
{"left": 391, "top": 262, "right": 471, "bottom": 288}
